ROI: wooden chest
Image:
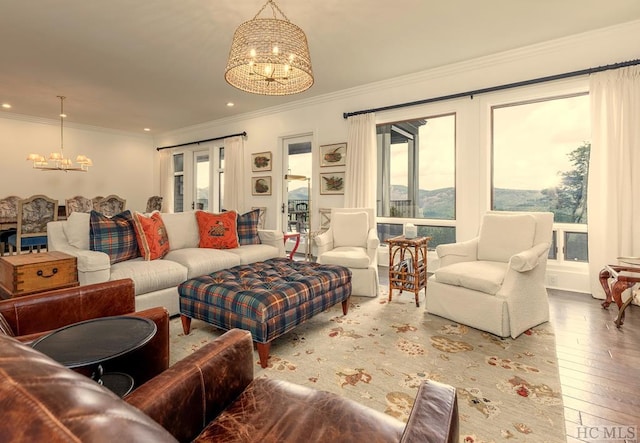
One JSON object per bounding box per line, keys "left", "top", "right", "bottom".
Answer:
{"left": 0, "top": 252, "right": 78, "bottom": 299}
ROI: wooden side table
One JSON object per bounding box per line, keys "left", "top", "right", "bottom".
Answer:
{"left": 386, "top": 236, "right": 430, "bottom": 307}
{"left": 0, "top": 251, "right": 78, "bottom": 299}
{"left": 599, "top": 264, "right": 640, "bottom": 327}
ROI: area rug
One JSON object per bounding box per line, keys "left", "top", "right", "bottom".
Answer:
{"left": 169, "top": 287, "right": 565, "bottom": 443}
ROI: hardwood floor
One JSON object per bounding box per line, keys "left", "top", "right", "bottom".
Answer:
{"left": 377, "top": 268, "right": 639, "bottom": 441}
{"left": 549, "top": 289, "right": 640, "bottom": 442}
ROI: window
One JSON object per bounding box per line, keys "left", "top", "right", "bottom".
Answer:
{"left": 491, "top": 93, "right": 590, "bottom": 262}
{"left": 376, "top": 114, "right": 456, "bottom": 247}
{"left": 173, "top": 153, "right": 184, "bottom": 213}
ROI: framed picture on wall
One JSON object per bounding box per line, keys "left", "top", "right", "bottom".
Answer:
{"left": 251, "top": 176, "right": 272, "bottom": 195}
{"left": 319, "top": 143, "right": 347, "bottom": 167}
{"left": 319, "top": 172, "right": 345, "bottom": 194}
{"left": 251, "top": 151, "right": 272, "bottom": 172}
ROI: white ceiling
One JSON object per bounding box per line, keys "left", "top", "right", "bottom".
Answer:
{"left": 1, "top": 0, "right": 640, "bottom": 134}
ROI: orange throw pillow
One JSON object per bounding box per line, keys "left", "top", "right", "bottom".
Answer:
{"left": 196, "top": 210, "right": 239, "bottom": 249}
{"left": 132, "top": 211, "right": 170, "bottom": 260}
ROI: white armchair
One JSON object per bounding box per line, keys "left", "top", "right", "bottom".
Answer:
{"left": 315, "top": 208, "right": 380, "bottom": 297}
{"left": 426, "top": 211, "right": 554, "bottom": 338}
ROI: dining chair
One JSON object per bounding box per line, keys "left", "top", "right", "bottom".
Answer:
{"left": 145, "top": 196, "right": 163, "bottom": 213}
{"left": 92, "top": 196, "right": 104, "bottom": 211}
{"left": 65, "top": 196, "right": 93, "bottom": 217}
{"left": 0, "top": 196, "right": 21, "bottom": 256}
{"left": 96, "top": 195, "right": 126, "bottom": 217}
{"left": 8, "top": 195, "right": 58, "bottom": 254}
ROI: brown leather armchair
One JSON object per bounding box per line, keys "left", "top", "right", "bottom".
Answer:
{"left": 0, "top": 278, "right": 169, "bottom": 386}
{"left": 128, "top": 328, "right": 459, "bottom": 442}
{"left": 0, "top": 328, "right": 458, "bottom": 443}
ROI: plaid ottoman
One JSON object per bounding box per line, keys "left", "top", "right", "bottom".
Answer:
{"left": 178, "top": 258, "right": 352, "bottom": 368}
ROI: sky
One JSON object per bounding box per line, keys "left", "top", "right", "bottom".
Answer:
{"left": 391, "top": 94, "right": 590, "bottom": 191}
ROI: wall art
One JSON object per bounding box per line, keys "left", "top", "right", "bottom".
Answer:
{"left": 251, "top": 151, "right": 272, "bottom": 172}
{"left": 319, "top": 172, "right": 345, "bottom": 194}
{"left": 252, "top": 176, "right": 272, "bottom": 195}
{"left": 319, "top": 143, "right": 347, "bottom": 167}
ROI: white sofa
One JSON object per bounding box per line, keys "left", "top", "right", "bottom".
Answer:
{"left": 47, "top": 211, "right": 285, "bottom": 316}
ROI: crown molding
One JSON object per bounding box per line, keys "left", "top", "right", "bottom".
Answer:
{"left": 0, "top": 111, "right": 153, "bottom": 140}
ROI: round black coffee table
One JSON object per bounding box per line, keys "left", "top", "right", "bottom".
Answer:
{"left": 32, "top": 316, "right": 156, "bottom": 397}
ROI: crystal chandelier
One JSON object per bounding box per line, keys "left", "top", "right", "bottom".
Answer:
{"left": 224, "top": 0, "right": 313, "bottom": 96}
{"left": 27, "top": 96, "right": 92, "bottom": 172}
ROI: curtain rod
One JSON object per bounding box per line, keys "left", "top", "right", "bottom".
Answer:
{"left": 342, "top": 59, "right": 640, "bottom": 119}
{"left": 156, "top": 131, "right": 247, "bottom": 151}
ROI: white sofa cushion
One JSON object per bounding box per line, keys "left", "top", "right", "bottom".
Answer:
{"left": 161, "top": 212, "right": 200, "bottom": 250}
{"left": 332, "top": 212, "right": 369, "bottom": 248}
{"left": 318, "top": 246, "right": 371, "bottom": 269}
{"left": 110, "top": 258, "right": 188, "bottom": 295}
{"left": 63, "top": 212, "right": 90, "bottom": 250}
{"left": 477, "top": 213, "right": 536, "bottom": 262}
{"left": 226, "top": 244, "right": 280, "bottom": 265}
{"left": 164, "top": 248, "right": 241, "bottom": 279}
{"left": 434, "top": 261, "right": 508, "bottom": 295}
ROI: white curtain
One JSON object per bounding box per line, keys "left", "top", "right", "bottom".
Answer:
{"left": 588, "top": 66, "right": 640, "bottom": 299}
{"left": 159, "top": 149, "right": 173, "bottom": 213}
{"left": 345, "top": 113, "right": 377, "bottom": 209}
{"left": 223, "top": 135, "right": 245, "bottom": 212}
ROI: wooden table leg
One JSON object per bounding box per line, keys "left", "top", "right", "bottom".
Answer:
{"left": 599, "top": 267, "right": 614, "bottom": 309}
{"left": 611, "top": 279, "right": 635, "bottom": 327}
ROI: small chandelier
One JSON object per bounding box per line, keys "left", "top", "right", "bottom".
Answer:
{"left": 27, "top": 96, "right": 92, "bottom": 172}
{"left": 224, "top": 0, "right": 313, "bottom": 96}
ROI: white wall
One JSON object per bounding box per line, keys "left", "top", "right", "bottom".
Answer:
{"left": 155, "top": 20, "right": 640, "bottom": 293}
{"left": 0, "top": 114, "right": 155, "bottom": 212}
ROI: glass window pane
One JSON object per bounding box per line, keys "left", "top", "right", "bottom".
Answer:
{"left": 173, "top": 153, "right": 184, "bottom": 173}
{"left": 416, "top": 225, "right": 456, "bottom": 249}
{"left": 548, "top": 230, "right": 557, "bottom": 260}
{"left": 390, "top": 140, "right": 409, "bottom": 218}
{"left": 378, "top": 115, "right": 455, "bottom": 220}
{"left": 492, "top": 94, "right": 590, "bottom": 224}
{"left": 173, "top": 175, "right": 184, "bottom": 213}
{"left": 419, "top": 114, "right": 455, "bottom": 219}
{"left": 195, "top": 153, "right": 209, "bottom": 211}
{"left": 376, "top": 223, "right": 455, "bottom": 249}
{"left": 219, "top": 171, "right": 224, "bottom": 210}
{"left": 564, "top": 232, "right": 588, "bottom": 262}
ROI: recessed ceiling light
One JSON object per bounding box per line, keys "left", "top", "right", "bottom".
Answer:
{"left": 226, "top": 102, "right": 234, "bottom": 107}
{"left": 1, "top": 103, "right": 11, "bottom": 109}
{"left": 144, "top": 128, "right": 151, "bottom": 132}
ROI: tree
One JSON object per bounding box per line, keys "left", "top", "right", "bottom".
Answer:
{"left": 554, "top": 142, "right": 590, "bottom": 223}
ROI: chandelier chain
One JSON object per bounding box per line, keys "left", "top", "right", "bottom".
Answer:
{"left": 58, "top": 95, "right": 65, "bottom": 152}
{"left": 253, "top": 0, "right": 290, "bottom": 22}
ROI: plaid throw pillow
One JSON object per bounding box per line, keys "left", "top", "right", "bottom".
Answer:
{"left": 237, "top": 208, "right": 261, "bottom": 245}
{"left": 90, "top": 210, "right": 139, "bottom": 264}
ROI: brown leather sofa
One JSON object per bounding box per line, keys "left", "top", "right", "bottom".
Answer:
{"left": 0, "top": 327, "right": 459, "bottom": 442}
{"left": 0, "top": 278, "right": 169, "bottom": 386}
